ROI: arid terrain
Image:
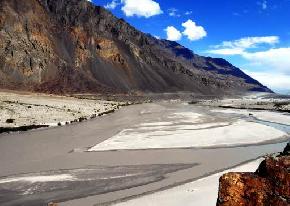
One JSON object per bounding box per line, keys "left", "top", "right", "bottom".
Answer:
{"left": 0, "top": 0, "right": 289, "bottom": 205}
{"left": 0, "top": 0, "right": 271, "bottom": 94}
{"left": 0, "top": 91, "right": 129, "bottom": 133}
{"left": 0, "top": 91, "right": 289, "bottom": 206}
{"left": 197, "top": 93, "right": 290, "bottom": 112}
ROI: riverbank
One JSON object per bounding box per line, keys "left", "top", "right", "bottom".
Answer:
{"left": 194, "top": 92, "right": 290, "bottom": 113}
{"left": 0, "top": 91, "right": 129, "bottom": 134}
{"left": 113, "top": 158, "right": 264, "bottom": 206}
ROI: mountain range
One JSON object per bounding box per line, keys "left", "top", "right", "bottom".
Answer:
{"left": 0, "top": 0, "right": 272, "bottom": 94}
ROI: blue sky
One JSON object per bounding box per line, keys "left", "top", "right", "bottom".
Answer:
{"left": 89, "top": 0, "right": 290, "bottom": 93}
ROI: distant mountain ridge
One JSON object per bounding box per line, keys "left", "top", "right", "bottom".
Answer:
{"left": 0, "top": 0, "right": 272, "bottom": 94}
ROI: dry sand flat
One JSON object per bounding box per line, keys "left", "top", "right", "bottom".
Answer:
{"left": 0, "top": 101, "right": 289, "bottom": 206}
{"left": 211, "top": 108, "right": 290, "bottom": 125}
{"left": 199, "top": 93, "right": 290, "bottom": 111}
{"left": 88, "top": 119, "right": 286, "bottom": 151}
{"left": 0, "top": 91, "right": 122, "bottom": 129}
{"left": 88, "top": 108, "right": 287, "bottom": 151}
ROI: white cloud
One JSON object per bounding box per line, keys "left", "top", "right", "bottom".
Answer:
{"left": 208, "top": 36, "right": 279, "bottom": 55}
{"left": 243, "top": 70, "right": 290, "bottom": 93}
{"left": 208, "top": 37, "right": 290, "bottom": 74}
{"left": 207, "top": 36, "right": 290, "bottom": 93}
{"left": 168, "top": 8, "right": 180, "bottom": 17}
{"left": 104, "top": 0, "right": 119, "bottom": 10}
{"left": 242, "top": 48, "right": 290, "bottom": 74}
{"left": 165, "top": 26, "right": 182, "bottom": 41}
{"left": 121, "top": 0, "right": 163, "bottom": 18}
{"left": 217, "top": 36, "right": 278, "bottom": 49}
{"left": 182, "top": 19, "right": 207, "bottom": 41}
{"left": 208, "top": 48, "right": 245, "bottom": 55}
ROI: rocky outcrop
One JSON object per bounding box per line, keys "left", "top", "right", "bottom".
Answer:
{"left": 217, "top": 143, "right": 290, "bottom": 206}
{"left": 0, "top": 0, "right": 272, "bottom": 94}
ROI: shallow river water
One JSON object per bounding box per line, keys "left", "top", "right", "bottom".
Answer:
{"left": 0, "top": 102, "right": 288, "bottom": 206}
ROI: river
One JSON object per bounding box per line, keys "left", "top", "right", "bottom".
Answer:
{"left": 0, "top": 102, "right": 289, "bottom": 206}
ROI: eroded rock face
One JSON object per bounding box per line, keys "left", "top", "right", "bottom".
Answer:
{"left": 217, "top": 143, "right": 290, "bottom": 206}
{"left": 0, "top": 0, "right": 272, "bottom": 94}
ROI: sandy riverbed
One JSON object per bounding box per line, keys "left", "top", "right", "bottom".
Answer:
{"left": 0, "top": 101, "right": 288, "bottom": 206}
{"left": 88, "top": 104, "right": 288, "bottom": 151}
{"left": 198, "top": 92, "right": 290, "bottom": 111}
{"left": 0, "top": 92, "right": 289, "bottom": 206}
{"left": 0, "top": 91, "right": 124, "bottom": 129}
{"left": 113, "top": 158, "right": 263, "bottom": 206}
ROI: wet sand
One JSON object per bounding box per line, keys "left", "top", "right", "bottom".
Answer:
{"left": 0, "top": 102, "right": 289, "bottom": 206}
{"left": 113, "top": 159, "right": 264, "bottom": 206}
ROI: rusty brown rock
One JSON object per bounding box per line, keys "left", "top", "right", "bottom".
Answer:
{"left": 217, "top": 144, "right": 290, "bottom": 206}
{"left": 47, "top": 202, "right": 58, "bottom": 206}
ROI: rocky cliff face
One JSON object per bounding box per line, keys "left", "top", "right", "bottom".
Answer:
{"left": 217, "top": 143, "right": 290, "bottom": 206}
{"left": 0, "top": 0, "right": 272, "bottom": 94}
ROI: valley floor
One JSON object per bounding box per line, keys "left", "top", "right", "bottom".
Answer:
{"left": 0, "top": 91, "right": 126, "bottom": 133}
{"left": 0, "top": 92, "right": 289, "bottom": 206}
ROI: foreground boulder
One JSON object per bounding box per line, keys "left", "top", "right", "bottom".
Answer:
{"left": 217, "top": 143, "right": 290, "bottom": 206}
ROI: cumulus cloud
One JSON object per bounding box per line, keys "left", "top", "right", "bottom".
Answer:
{"left": 182, "top": 19, "right": 207, "bottom": 41}
{"left": 243, "top": 70, "right": 290, "bottom": 93}
{"left": 207, "top": 36, "right": 288, "bottom": 74}
{"left": 104, "top": 0, "right": 119, "bottom": 10}
{"left": 207, "top": 36, "right": 290, "bottom": 93}
{"left": 243, "top": 48, "right": 290, "bottom": 74}
{"left": 165, "top": 26, "right": 182, "bottom": 41}
{"left": 208, "top": 36, "right": 279, "bottom": 55}
{"left": 121, "top": 0, "right": 163, "bottom": 18}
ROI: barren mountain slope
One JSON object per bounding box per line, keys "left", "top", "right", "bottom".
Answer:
{"left": 0, "top": 0, "right": 272, "bottom": 94}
